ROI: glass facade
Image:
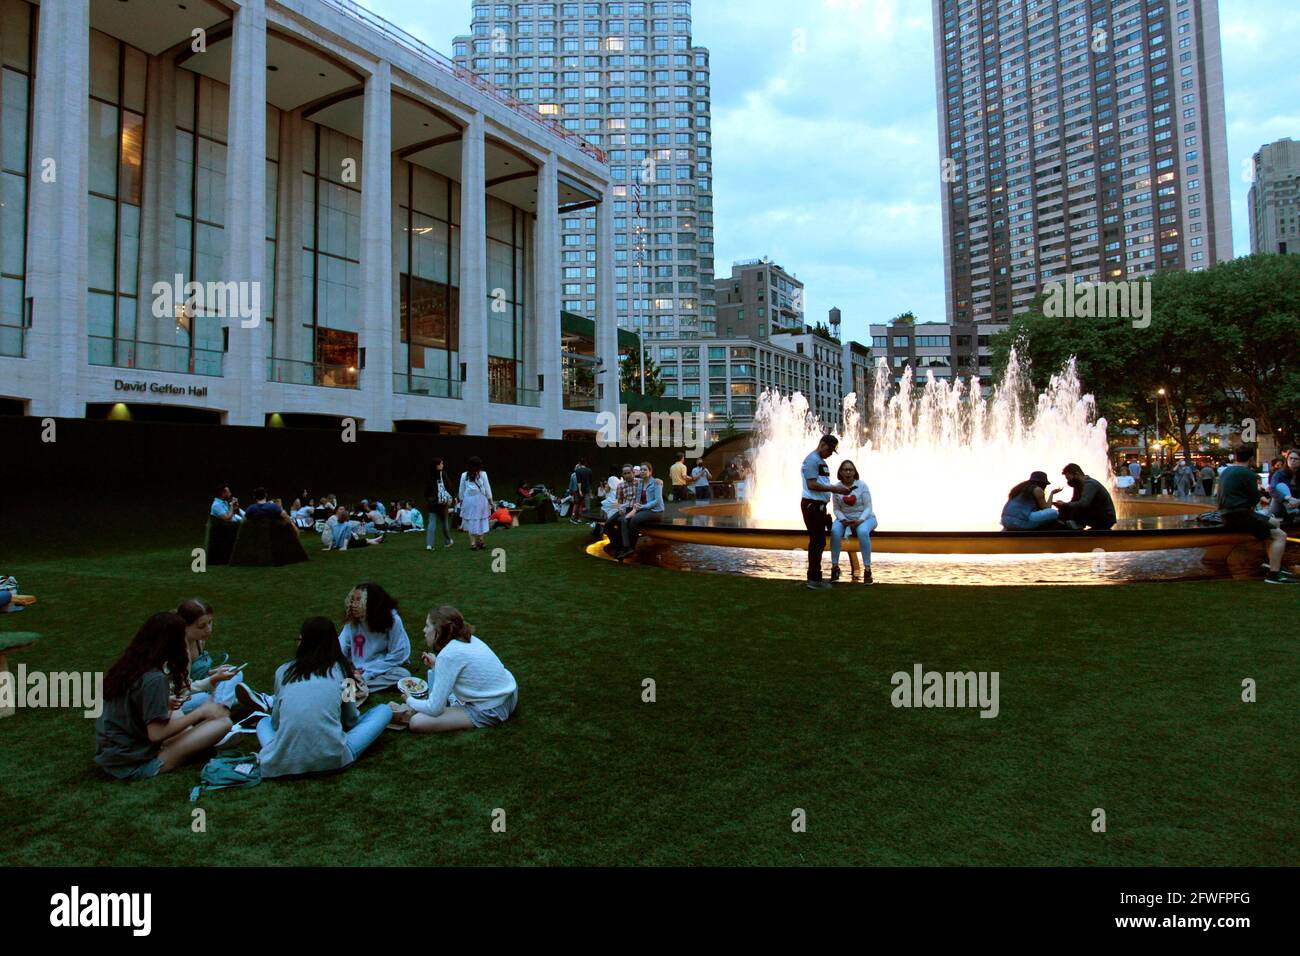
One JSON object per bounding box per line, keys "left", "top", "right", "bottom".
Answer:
{"left": 396, "top": 160, "right": 461, "bottom": 396}
{"left": 0, "top": 0, "right": 32, "bottom": 357}
{"left": 486, "top": 195, "right": 531, "bottom": 404}
{"left": 295, "top": 124, "right": 361, "bottom": 387}
{"left": 86, "top": 30, "right": 146, "bottom": 368}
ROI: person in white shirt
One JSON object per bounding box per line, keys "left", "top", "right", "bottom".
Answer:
{"left": 600, "top": 466, "right": 628, "bottom": 519}
{"left": 458, "top": 456, "right": 493, "bottom": 550}
{"left": 829, "top": 460, "right": 878, "bottom": 585}
{"left": 390, "top": 605, "right": 518, "bottom": 733}
{"left": 801, "top": 434, "right": 851, "bottom": 589}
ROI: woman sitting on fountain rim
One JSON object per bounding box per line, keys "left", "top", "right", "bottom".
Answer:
{"left": 1000, "top": 471, "right": 1064, "bottom": 531}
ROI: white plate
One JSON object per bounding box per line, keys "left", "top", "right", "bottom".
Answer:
{"left": 398, "top": 677, "right": 428, "bottom": 698}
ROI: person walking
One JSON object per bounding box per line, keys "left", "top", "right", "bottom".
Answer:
{"left": 458, "top": 456, "right": 493, "bottom": 550}
{"left": 424, "top": 458, "right": 455, "bottom": 550}
{"left": 573, "top": 458, "right": 594, "bottom": 522}
{"left": 801, "top": 434, "right": 851, "bottom": 590}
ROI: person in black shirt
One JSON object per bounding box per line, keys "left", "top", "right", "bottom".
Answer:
{"left": 571, "top": 459, "right": 594, "bottom": 523}
{"left": 1053, "top": 463, "right": 1116, "bottom": 530}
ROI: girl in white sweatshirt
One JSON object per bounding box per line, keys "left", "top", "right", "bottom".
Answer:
{"left": 830, "top": 459, "right": 878, "bottom": 585}
{"left": 392, "top": 605, "right": 518, "bottom": 733}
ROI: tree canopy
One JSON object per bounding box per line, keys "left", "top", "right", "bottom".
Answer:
{"left": 991, "top": 254, "right": 1300, "bottom": 453}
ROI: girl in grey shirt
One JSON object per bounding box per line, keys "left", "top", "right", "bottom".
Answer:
{"left": 256, "top": 616, "right": 392, "bottom": 778}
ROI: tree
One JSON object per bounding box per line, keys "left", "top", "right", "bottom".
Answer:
{"left": 993, "top": 255, "right": 1300, "bottom": 453}
{"left": 811, "top": 321, "right": 840, "bottom": 344}
{"left": 890, "top": 311, "right": 917, "bottom": 325}
{"left": 619, "top": 351, "right": 666, "bottom": 397}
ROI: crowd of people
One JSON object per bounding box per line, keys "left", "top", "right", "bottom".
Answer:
{"left": 93, "top": 586, "right": 519, "bottom": 783}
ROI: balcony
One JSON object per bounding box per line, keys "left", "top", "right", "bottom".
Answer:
{"left": 267, "top": 357, "right": 358, "bottom": 389}
{"left": 393, "top": 371, "right": 462, "bottom": 400}
{"left": 0, "top": 322, "right": 24, "bottom": 358}
{"left": 89, "top": 336, "right": 224, "bottom": 376}
{"left": 489, "top": 383, "right": 542, "bottom": 407}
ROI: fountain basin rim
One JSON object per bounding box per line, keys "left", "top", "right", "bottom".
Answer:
{"left": 640, "top": 521, "right": 1253, "bottom": 557}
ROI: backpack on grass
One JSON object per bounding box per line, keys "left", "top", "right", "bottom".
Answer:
{"left": 190, "top": 752, "right": 261, "bottom": 801}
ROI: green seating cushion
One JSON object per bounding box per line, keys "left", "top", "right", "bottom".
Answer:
{"left": 204, "top": 517, "right": 239, "bottom": 566}
{"left": 0, "top": 631, "right": 40, "bottom": 652}
{"left": 230, "top": 516, "right": 310, "bottom": 567}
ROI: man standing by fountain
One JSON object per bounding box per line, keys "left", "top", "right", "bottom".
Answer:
{"left": 801, "top": 434, "right": 852, "bottom": 590}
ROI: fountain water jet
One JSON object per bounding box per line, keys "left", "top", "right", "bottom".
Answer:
{"left": 746, "top": 350, "right": 1114, "bottom": 531}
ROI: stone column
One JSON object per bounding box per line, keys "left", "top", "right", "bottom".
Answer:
{"left": 358, "top": 61, "right": 393, "bottom": 431}
{"left": 595, "top": 185, "right": 619, "bottom": 419}
{"left": 273, "top": 110, "right": 307, "bottom": 364}
{"left": 534, "top": 152, "right": 563, "bottom": 435}
{"left": 24, "top": 0, "right": 89, "bottom": 418}
{"left": 221, "top": 0, "right": 268, "bottom": 427}
{"left": 456, "top": 113, "right": 488, "bottom": 434}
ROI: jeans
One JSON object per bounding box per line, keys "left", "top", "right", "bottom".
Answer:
{"left": 1002, "top": 507, "right": 1061, "bottom": 531}
{"left": 831, "top": 515, "right": 878, "bottom": 568}
{"left": 695, "top": 485, "right": 711, "bottom": 501}
{"left": 622, "top": 509, "right": 662, "bottom": 551}
{"left": 800, "top": 498, "right": 829, "bottom": 581}
{"left": 427, "top": 500, "right": 453, "bottom": 546}
{"left": 255, "top": 704, "right": 391, "bottom": 761}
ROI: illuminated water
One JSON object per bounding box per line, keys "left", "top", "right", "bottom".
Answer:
{"left": 746, "top": 351, "right": 1112, "bottom": 531}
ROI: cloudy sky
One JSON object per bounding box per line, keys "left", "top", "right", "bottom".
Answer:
{"left": 365, "top": 0, "right": 1300, "bottom": 346}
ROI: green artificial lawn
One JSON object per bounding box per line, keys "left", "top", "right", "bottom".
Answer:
{"left": 1, "top": 522, "right": 1296, "bottom": 866}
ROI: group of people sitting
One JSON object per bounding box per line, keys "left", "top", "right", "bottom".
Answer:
{"left": 1219, "top": 444, "right": 1298, "bottom": 585}
{"left": 93, "top": 584, "right": 520, "bottom": 783}
{"left": 1000, "top": 463, "right": 1117, "bottom": 532}
{"left": 598, "top": 461, "right": 666, "bottom": 561}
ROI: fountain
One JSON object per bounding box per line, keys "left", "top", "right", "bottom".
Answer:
{"left": 746, "top": 352, "right": 1111, "bottom": 531}
{"left": 594, "top": 350, "right": 1259, "bottom": 584}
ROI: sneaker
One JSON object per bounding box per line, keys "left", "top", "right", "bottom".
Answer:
{"left": 805, "top": 580, "right": 831, "bottom": 590}
{"left": 426, "top": 545, "right": 432, "bottom": 551}
{"left": 864, "top": 568, "right": 873, "bottom": 585}
{"left": 1264, "top": 572, "right": 1298, "bottom": 585}
{"left": 236, "top": 682, "right": 272, "bottom": 714}
{"left": 830, "top": 567, "right": 841, "bottom": 582}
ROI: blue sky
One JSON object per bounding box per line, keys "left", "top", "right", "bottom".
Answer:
{"left": 366, "top": 0, "right": 1300, "bottom": 347}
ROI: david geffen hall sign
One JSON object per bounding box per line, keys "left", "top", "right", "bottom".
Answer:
{"left": 114, "top": 379, "right": 209, "bottom": 398}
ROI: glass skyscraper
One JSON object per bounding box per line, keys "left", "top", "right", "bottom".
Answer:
{"left": 453, "top": 1, "right": 715, "bottom": 341}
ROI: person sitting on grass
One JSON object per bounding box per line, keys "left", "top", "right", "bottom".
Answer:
{"left": 94, "top": 611, "right": 233, "bottom": 781}
{"left": 256, "top": 616, "right": 392, "bottom": 778}
{"left": 1218, "top": 444, "right": 1295, "bottom": 585}
{"left": 1053, "top": 463, "right": 1116, "bottom": 530}
{"left": 489, "top": 501, "right": 515, "bottom": 530}
{"left": 0, "top": 574, "right": 35, "bottom": 613}
{"left": 175, "top": 597, "right": 271, "bottom": 717}
{"left": 325, "top": 505, "right": 384, "bottom": 550}
{"left": 1000, "top": 471, "right": 1063, "bottom": 531}
{"left": 389, "top": 605, "right": 518, "bottom": 733}
{"left": 290, "top": 498, "right": 316, "bottom": 529}
{"left": 338, "top": 582, "right": 412, "bottom": 691}
{"left": 617, "top": 461, "right": 663, "bottom": 560}
{"left": 830, "top": 459, "right": 879, "bottom": 584}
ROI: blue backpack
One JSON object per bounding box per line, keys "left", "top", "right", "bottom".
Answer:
{"left": 190, "top": 752, "right": 261, "bottom": 801}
